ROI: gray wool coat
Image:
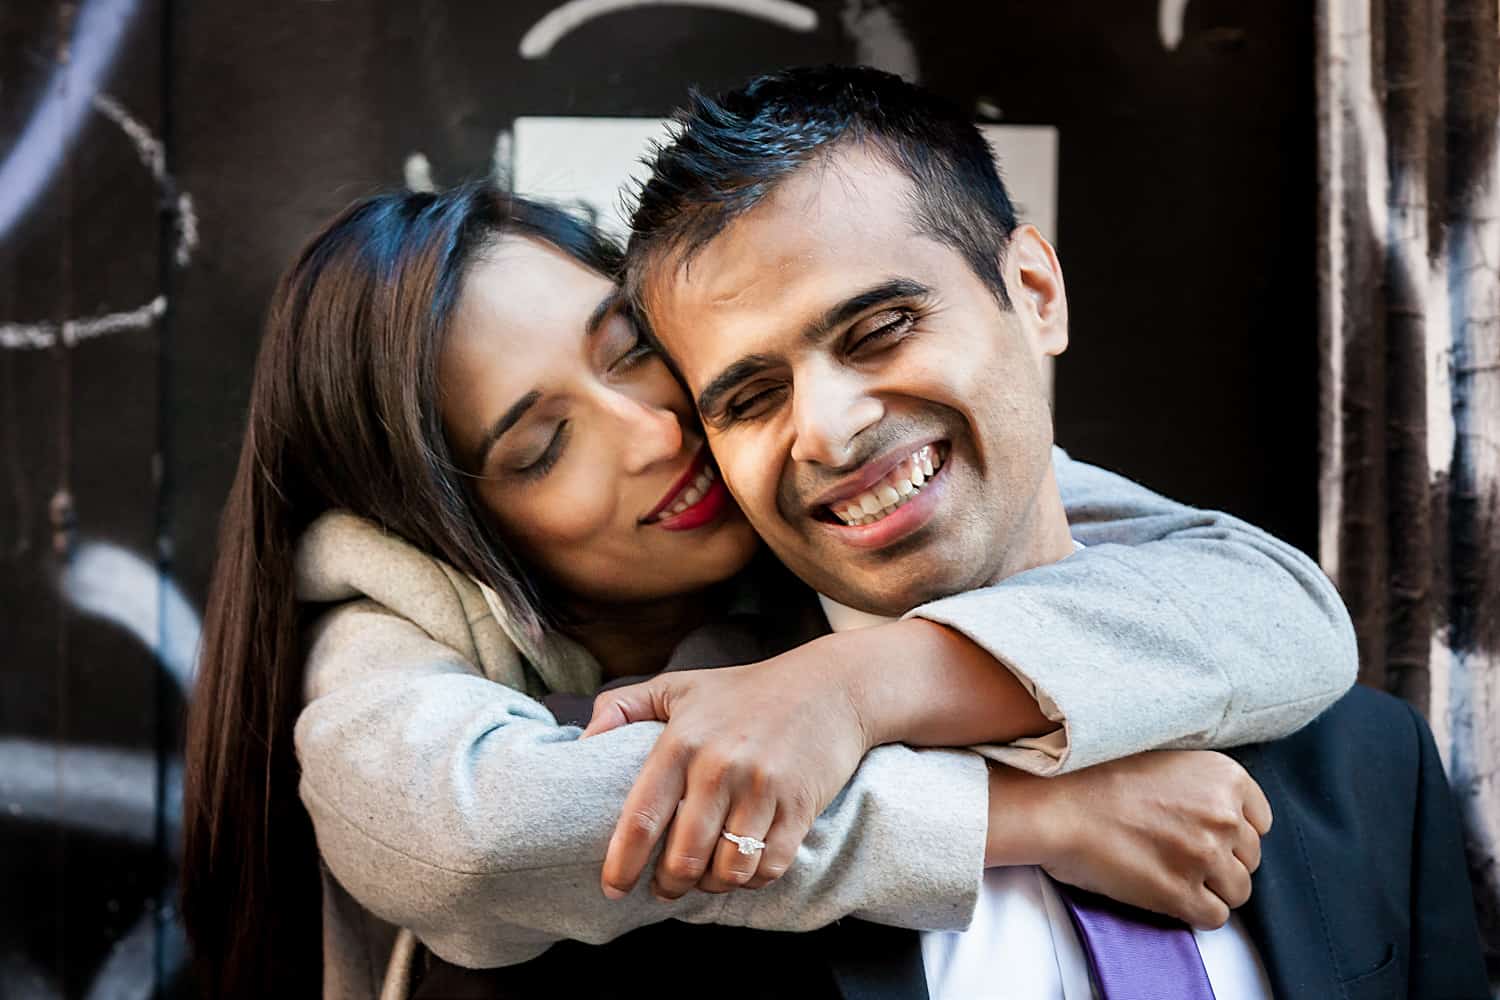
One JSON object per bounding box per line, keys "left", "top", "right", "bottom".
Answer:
{"left": 291, "top": 449, "right": 1357, "bottom": 999}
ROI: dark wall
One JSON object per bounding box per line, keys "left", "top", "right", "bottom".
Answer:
{"left": 0, "top": 1, "right": 1315, "bottom": 994}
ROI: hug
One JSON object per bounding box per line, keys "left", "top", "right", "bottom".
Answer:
{"left": 180, "top": 66, "right": 1487, "bottom": 999}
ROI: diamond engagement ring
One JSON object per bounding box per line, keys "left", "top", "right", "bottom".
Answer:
{"left": 722, "top": 830, "right": 767, "bottom": 856}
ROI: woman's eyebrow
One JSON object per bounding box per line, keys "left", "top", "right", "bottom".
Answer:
{"left": 473, "top": 390, "right": 541, "bottom": 472}
{"left": 471, "top": 290, "right": 619, "bottom": 472}
{"left": 585, "top": 289, "right": 624, "bottom": 339}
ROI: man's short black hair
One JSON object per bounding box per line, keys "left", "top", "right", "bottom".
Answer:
{"left": 625, "top": 64, "right": 1020, "bottom": 314}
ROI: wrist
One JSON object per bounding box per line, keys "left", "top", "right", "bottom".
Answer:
{"left": 984, "top": 763, "right": 1062, "bottom": 868}
{"left": 824, "top": 624, "right": 925, "bottom": 750}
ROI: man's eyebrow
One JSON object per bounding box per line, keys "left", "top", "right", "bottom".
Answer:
{"left": 473, "top": 390, "right": 541, "bottom": 473}
{"left": 802, "top": 278, "right": 932, "bottom": 345}
{"left": 696, "top": 355, "right": 777, "bottom": 420}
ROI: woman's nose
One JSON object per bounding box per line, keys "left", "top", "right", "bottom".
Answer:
{"left": 608, "top": 390, "right": 685, "bottom": 474}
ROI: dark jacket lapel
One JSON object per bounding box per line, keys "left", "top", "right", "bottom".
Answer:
{"left": 823, "top": 920, "right": 931, "bottom": 1000}
{"left": 1229, "top": 745, "right": 1340, "bottom": 999}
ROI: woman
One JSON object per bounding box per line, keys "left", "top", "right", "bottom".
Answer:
{"left": 181, "top": 183, "right": 1350, "bottom": 998}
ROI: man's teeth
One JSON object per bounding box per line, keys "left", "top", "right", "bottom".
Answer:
{"left": 832, "top": 446, "right": 944, "bottom": 526}
{"left": 660, "top": 464, "right": 716, "bottom": 519}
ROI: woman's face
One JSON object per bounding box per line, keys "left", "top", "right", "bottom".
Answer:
{"left": 438, "top": 235, "right": 759, "bottom": 608}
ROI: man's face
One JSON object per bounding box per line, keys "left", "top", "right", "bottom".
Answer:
{"left": 643, "top": 147, "right": 1070, "bottom": 615}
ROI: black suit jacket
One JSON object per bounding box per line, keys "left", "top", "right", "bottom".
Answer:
{"left": 415, "top": 688, "right": 1488, "bottom": 1000}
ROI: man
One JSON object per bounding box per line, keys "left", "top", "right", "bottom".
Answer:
{"left": 585, "top": 65, "right": 1487, "bottom": 998}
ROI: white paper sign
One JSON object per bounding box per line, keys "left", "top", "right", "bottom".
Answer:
{"left": 512, "top": 116, "right": 1059, "bottom": 243}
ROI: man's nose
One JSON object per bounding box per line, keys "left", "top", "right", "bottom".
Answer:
{"left": 604, "top": 388, "right": 685, "bottom": 474}
{"left": 788, "top": 367, "right": 883, "bottom": 468}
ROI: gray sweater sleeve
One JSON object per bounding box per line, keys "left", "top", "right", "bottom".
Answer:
{"left": 909, "top": 447, "right": 1358, "bottom": 775}
{"left": 294, "top": 599, "right": 988, "bottom": 969}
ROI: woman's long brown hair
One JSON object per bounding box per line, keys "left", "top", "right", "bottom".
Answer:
{"left": 180, "top": 184, "right": 622, "bottom": 997}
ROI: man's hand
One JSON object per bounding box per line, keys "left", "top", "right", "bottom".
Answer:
{"left": 581, "top": 652, "right": 872, "bottom": 901}
{"left": 988, "top": 750, "right": 1272, "bottom": 930}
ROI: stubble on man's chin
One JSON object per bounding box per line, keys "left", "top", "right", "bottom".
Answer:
{"left": 828, "top": 476, "right": 1055, "bottom": 616}
{"left": 814, "top": 531, "right": 997, "bottom": 618}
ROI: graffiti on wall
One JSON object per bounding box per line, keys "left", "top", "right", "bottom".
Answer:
{"left": 11, "top": 1, "right": 1458, "bottom": 996}
{"left": 1, "top": 0, "right": 196, "bottom": 354}
{"left": 1, "top": 541, "right": 199, "bottom": 996}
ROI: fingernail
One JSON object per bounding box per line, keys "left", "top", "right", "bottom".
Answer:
{"left": 603, "top": 884, "right": 626, "bottom": 900}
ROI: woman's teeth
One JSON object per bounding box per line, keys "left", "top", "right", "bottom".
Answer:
{"left": 658, "top": 464, "right": 716, "bottom": 520}
{"left": 831, "top": 445, "right": 943, "bottom": 527}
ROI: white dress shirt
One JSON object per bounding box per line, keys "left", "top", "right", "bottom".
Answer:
{"left": 817, "top": 540, "right": 1273, "bottom": 999}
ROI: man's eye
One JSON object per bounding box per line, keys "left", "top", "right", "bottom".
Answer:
{"left": 725, "top": 385, "right": 787, "bottom": 423}
{"left": 850, "top": 310, "right": 915, "bottom": 354}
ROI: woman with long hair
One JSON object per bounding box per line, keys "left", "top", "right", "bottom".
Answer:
{"left": 180, "top": 182, "right": 1351, "bottom": 998}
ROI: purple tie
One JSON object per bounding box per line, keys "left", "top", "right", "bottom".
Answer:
{"left": 1052, "top": 880, "right": 1217, "bottom": 1000}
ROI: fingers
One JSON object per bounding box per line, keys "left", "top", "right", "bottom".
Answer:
{"left": 1241, "top": 775, "right": 1273, "bottom": 836}
{"left": 1232, "top": 817, "right": 1263, "bottom": 874}
{"left": 743, "top": 805, "right": 809, "bottom": 890}
{"left": 601, "top": 748, "right": 686, "bottom": 900}
{"left": 651, "top": 765, "right": 734, "bottom": 900}
{"left": 582, "top": 679, "right": 670, "bottom": 737}
{"left": 1184, "top": 887, "right": 1233, "bottom": 931}
{"left": 698, "top": 793, "right": 776, "bottom": 893}
{"left": 1203, "top": 840, "right": 1253, "bottom": 919}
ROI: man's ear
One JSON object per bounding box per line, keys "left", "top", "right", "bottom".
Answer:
{"left": 1004, "top": 224, "right": 1069, "bottom": 359}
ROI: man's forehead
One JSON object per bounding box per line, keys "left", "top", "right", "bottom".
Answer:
{"left": 644, "top": 151, "right": 926, "bottom": 376}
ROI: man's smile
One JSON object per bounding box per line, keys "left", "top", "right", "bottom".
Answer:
{"left": 808, "top": 441, "right": 951, "bottom": 550}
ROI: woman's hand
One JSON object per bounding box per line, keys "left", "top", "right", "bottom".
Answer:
{"left": 581, "top": 653, "right": 872, "bottom": 901}
{"left": 988, "top": 750, "right": 1273, "bottom": 929}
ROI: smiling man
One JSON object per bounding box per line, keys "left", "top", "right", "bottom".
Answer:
{"left": 612, "top": 65, "right": 1488, "bottom": 1000}
{"left": 636, "top": 143, "right": 1070, "bottom": 618}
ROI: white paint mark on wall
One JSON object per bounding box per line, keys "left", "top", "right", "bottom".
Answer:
{"left": 1159, "top": 0, "right": 1190, "bottom": 51}
{"left": 62, "top": 540, "right": 201, "bottom": 691}
{"left": 84, "top": 899, "right": 186, "bottom": 1000}
{"left": 841, "top": 1, "right": 919, "bottom": 81}
{"left": 1, "top": 93, "right": 196, "bottom": 350}
{"left": 0, "top": 0, "right": 139, "bottom": 241}
{"left": 0, "top": 740, "right": 181, "bottom": 845}
{"left": 404, "top": 152, "right": 436, "bottom": 193}
{"left": 90, "top": 95, "right": 199, "bottom": 270}
{"left": 0, "top": 296, "right": 166, "bottom": 351}
{"left": 91, "top": 94, "right": 164, "bottom": 187}
{"left": 519, "top": 0, "right": 817, "bottom": 59}
{"left": 173, "top": 191, "right": 198, "bottom": 268}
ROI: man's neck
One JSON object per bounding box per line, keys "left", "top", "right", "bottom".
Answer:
{"left": 989, "top": 462, "right": 1076, "bottom": 584}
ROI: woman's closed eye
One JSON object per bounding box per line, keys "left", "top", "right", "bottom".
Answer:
{"left": 514, "top": 420, "right": 570, "bottom": 480}
{"left": 606, "top": 318, "right": 658, "bottom": 374}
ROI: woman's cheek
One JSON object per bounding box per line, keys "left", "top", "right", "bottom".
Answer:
{"left": 524, "top": 491, "right": 617, "bottom": 555}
